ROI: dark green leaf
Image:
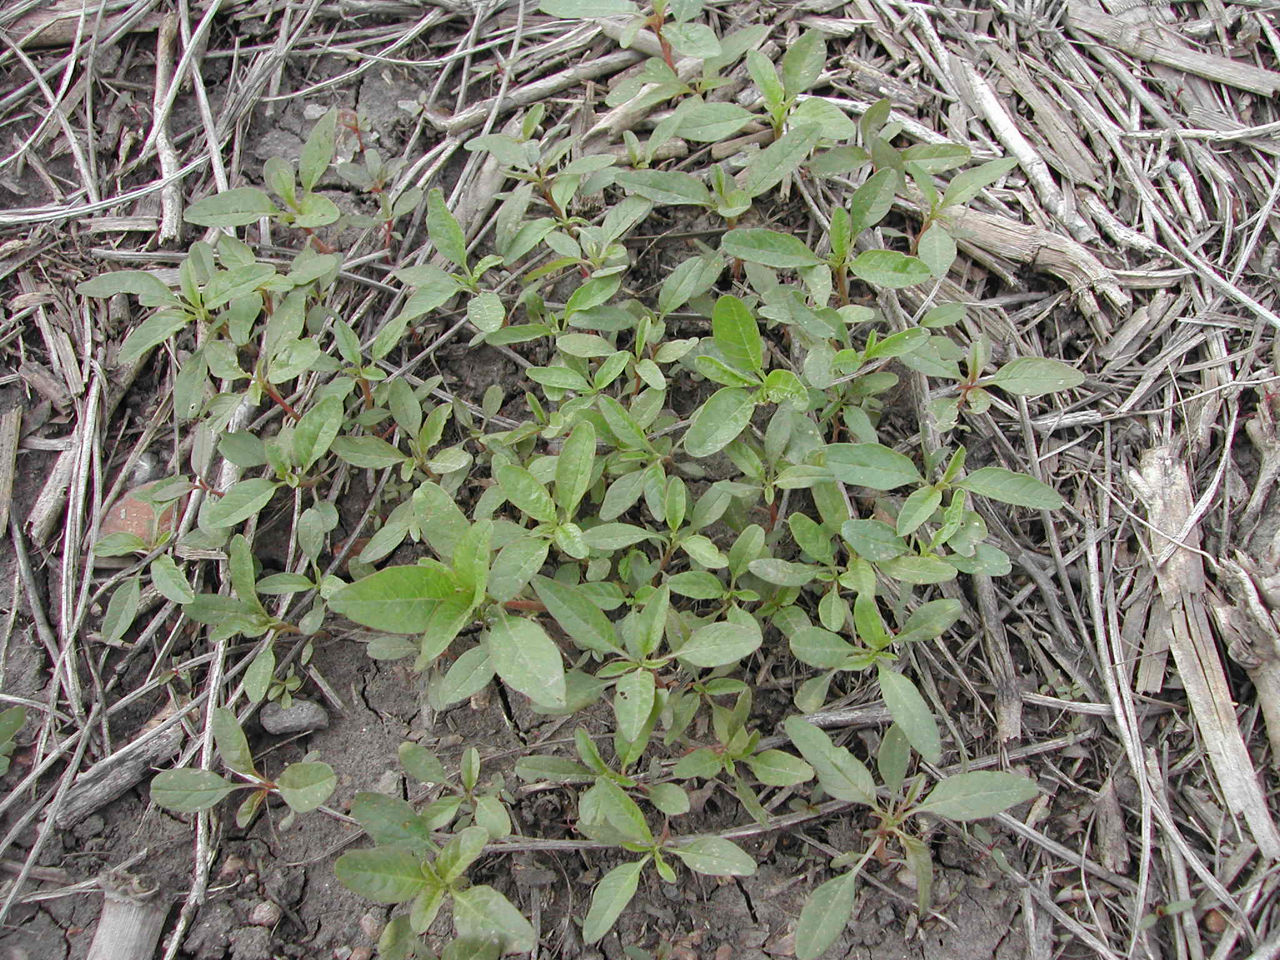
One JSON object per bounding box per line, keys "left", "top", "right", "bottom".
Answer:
{"left": 583, "top": 859, "right": 646, "bottom": 943}
{"left": 877, "top": 667, "right": 941, "bottom": 764}
{"left": 915, "top": 771, "right": 1039, "bottom": 821}
{"left": 150, "top": 768, "right": 237, "bottom": 813}
{"left": 330, "top": 563, "right": 460, "bottom": 633}
{"left": 956, "top": 467, "right": 1063, "bottom": 509}
{"left": 685, "top": 388, "right": 754, "bottom": 457}
{"left": 334, "top": 848, "right": 428, "bottom": 904}
{"left": 185, "top": 188, "right": 278, "bottom": 227}
{"left": 721, "top": 229, "right": 821, "bottom": 269}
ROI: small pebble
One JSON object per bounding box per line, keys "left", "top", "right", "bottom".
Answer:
{"left": 359, "top": 911, "right": 383, "bottom": 941}
{"left": 260, "top": 700, "right": 329, "bottom": 735}
{"left": 350, "top": 949, "right": 373, "bottom": 960}
{"left": 248, "top": 901, "right": 281, "bottom": 927}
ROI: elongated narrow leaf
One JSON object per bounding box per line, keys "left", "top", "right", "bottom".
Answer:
{"left": 783, "top": 716, "right": 875, "bottom": 804}
{"left": 486, "top": 615, "right": 566, "bottom": 709}
{"left": 330, "top": 564, "right": 459, "bottom": 633}
{"left": 849, "top": 250, "right": 931, "bottom": 289}
{"left": 677, "top": 618, "right": 762, "bottom": 668}
{"left": 985, "top": 357, "right": 1085, "bottom": 397}
{"left": 211, "top": 707, "right": 255, "bottom": 776}
{"left": 712, "top": 294, "right": 763, "bottom": 374}
{"left": 877, "top": 667, "right": 941, "bottom": 764}
{"left": 555, "top": 421, "right": 597, "bottom": 517}
{"left": 685, "top": 388, "right": 754, "bottom": 458}
{"left": 670, "top": 837, "right": 756, "bottom": 877}
{"left": 824, "top": 443, "right": 920, "bottom": 490}
{"left": 915, "top": 771, "right": 1039, "bottom": 821}
{"left": 185, "top": 187, "right": 278, "bottom": 227}
{"left": 614, "top": 669, "right": 656, "bottom": 744}
{"left": 334, "top": 848, "right": 428, "bottom": 904}
{"left": 616, "top": 170, "right": 712, "bottom": 207}
{"left": 721, "top": 229, "right": 821, "bottom": 269}
{"left": 496, "top": 464, "right": 557, "bottom": 523}
{"left": 583, "top": 859, "right": 646, "bottom": 943}
{"left": 199, "top": 478, "right": 278, "bottom": 529}
{"left": 956, "top": 467, "right": 1063, "bottom": 509}
{"left": 795, "top": 870, "right": 859, "bottom": 960}
{"left": 742, "top": 126, "right": 822, "bottom": 197}
{"left": 150, "top": 768, "right": 237, "bottom": 813}
{"left": 532, "top": 575, "right": 620, "bottom": 653}
{"left": 426, "top": 187, "right": 468, "bottom": 268}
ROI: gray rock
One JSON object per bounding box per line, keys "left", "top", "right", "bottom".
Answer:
{"left": 259, "top": 700, "right": 329, "bottom": 735}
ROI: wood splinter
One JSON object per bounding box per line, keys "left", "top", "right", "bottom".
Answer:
{"left": 86, "top": 870, "right": 169, "bottom": 960}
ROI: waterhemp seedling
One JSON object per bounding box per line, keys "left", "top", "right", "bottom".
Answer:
{"left": 76, "top": 18, "right": 1084, "bottom": 956}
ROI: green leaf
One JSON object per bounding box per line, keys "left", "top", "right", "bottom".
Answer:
{"left": 350, "top": 798, "right": 435, "bottom": 849}
{"left": 0, "top": 707, "right": 26, "bottom": 746}
{"left": 616, "top": 170, "right": 712, "bottom": 207}
{"left": 956, "top": 467, "right": 1063, "bottom": 509}
{"left": 399, "top": 742, "right": 449, "bottom": 784}
{"left": 825, "top": 443, "right": 920, "bottom": 490}
{"left": 294, "top": 395, "right": 344, "bottom": 472}
{"left": 985, "top": 357, "right": 1085, "bottom": 397}
{"left": 685, "top": 388, "right": 754, "bottom": 457}
{"left": 783, "top": 716, "right": 875, "bottom": 804}
{"left": 431, "top": 646, "right": 494, "bottom": 707}
{"left": 555, "top": 420, "right": 597, "bottom": 517}
{"left": 795, "top": 870, "right": 859, "bottom": 960}
{"left": 150, "top": 768, "right": 238, "bottom": 813}
{"left": 781, "top": 30, "right": 825, "bottom": 98}
{"left": 496, "top": 464, "right": 557, "bottom": 523}
{"left": 677, "top": 617, "right": 762, "bottom": 668}
{"left": 299, "top": 108, "right": 337, "bottom": 193}
{"left": 583, "top": 859, "right": 646, "bottom": 943}
{"left": 840, "top": 519, "right": 907, "bottom": 562}
{"left": 426, "top": 187, "right": 468, "bottom": 269}
{"left": 742, "top": 126, "right": 822, "bottom": 197}
{"left": 331, "top": 435, "right": 406, "bottom": 469}
{"left": 436, "top": 825, "right": 489, "bottom": 884}
{"left": 532, "top": 575, "right": 620, "bottom": 654}
{"left": 514, "top": 755, "right": 594, "bottom": 782}
{"left": 245, "top": 644, "right": 274, "bottom": 703}
{"left": 452, "top": 885, "right": 537, "bottom": 954}
{"left": 670, "top": 837, "right": 756, "bottom": 877}
{"left": 676, "top": 102, "right": 755, "bottom": 142}
{"left": 77, "top": 270, "right": 174, "bottom": 303}
{"left": 790, "top": 626, "right": 854, "bottom": 669}
{"left": 849, "top": 250, "right": 932, "bottom": 289}
{"left": 646, "top": 782, "right": 690, "bottom": 816}
{"left": 746, "top": 749, "right": 814, "bottom": 787}
{"left": 880, "top": 555, "right": 957, "bottom": 585}
{"left": 467, "top": 291, "right": 506, "bottom": 334}
{"left": 915, "top": 771, "right": 1039, "bottom": 821}
{"left": 666, "top": 21, "right": 721, "bottom": 58}
{"left": 614, "top": 669, "right": 656, "bottom": 744}
{"left": 941, "top": 156, "right": 1019, "bottom": 208}
{"left": 199, "top": 478, "right": 278, "bottom": 529}
{"left": 276, "top": 761, "right": 336, "bottom": 813}
{"left": 896, "top": 486, "right": 941, "bottom": 536}
{"left": 330, "top": 563, "right": 459, "bottom": 633}
{"left": 877, "top": 667, "right": 941, "bottom": 764}
{"left": 102, "top": 575, "right": 140, "bottom": 645}
{"left": 712, "top": 294, "right": 763, "bottom": 374}
{"left": 540, "top": 0, "right": 638, "bottom": 15}
{"left": 488, "top": 538, "right": 550, "bottom": 603}
{"left": 901, "top": 143, "right": 971, "bottom": 173}
{"left": 334, "top": 848, "right": 428, "bottom": 904}
{"left": 118, "top": 311, "right": 191, "bottom": 364}
{"left": 486, "top": 614, "right": 566, "bottom": 709}
{"left": 846, "top": 168, "right": 897, "bottom": 233}
{"left": 917, "top": 222, "right": 957, "bottom": 278}
{"left": 721, "top": 229, "right": 821, "bottom": 269}
{"left": 748, "top": 558, "right": 817, "bottom": 587}
{"left": 211, "top": 707, "right": 255, "bottom": 777}
{"left": 185, "top": 187, "right": 278, "bottom": 227}
{"left": 898, "top": 598, "right": 962, "bottom": 644}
